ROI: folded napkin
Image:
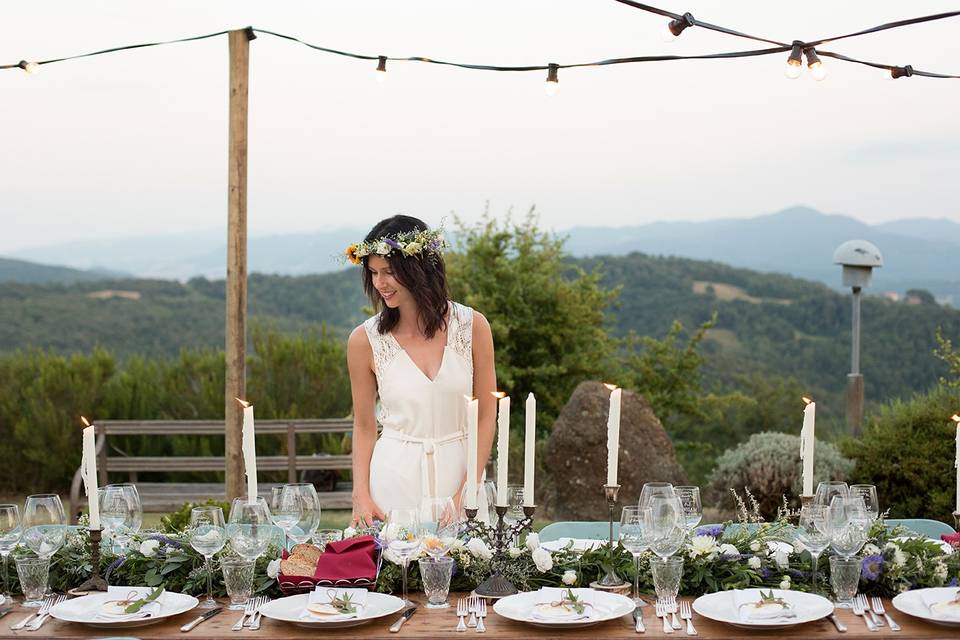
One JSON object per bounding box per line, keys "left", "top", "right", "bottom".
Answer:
{"left": 733, "top": 590, "right": 797, "bottom": 622}
{"left": 919, "top": 590, "right": 960, "bottom": 620}
{"left": 312, "top": 535, "right": 378, "bottom": 584}
{"left": 299, "top": 587, "right": 368, "bottom": 622}
{"left": 92, "top": 586, "right": 166, "bottom": 621}
{"left": 531, "top": 587, "right": 596, "bottom": 621}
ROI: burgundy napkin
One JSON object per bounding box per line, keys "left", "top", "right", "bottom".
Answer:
{"left": 313, "top": 534, "right": 378, "bottom": 583}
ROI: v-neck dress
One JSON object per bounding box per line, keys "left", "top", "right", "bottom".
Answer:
{"left": 363, "top": 301, "right": 485, "bottom": 512}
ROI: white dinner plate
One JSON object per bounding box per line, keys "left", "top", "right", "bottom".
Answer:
{"left": 892, "top": 587, "right": 960, "bottom": 627}
{"left": 692, "top": 589, "right": 833, "bottom": 630}
{"left": 540, "top": 538, "right": 605, "bottom": 553}
{"left": 493, "top": 589, "right": 634, "bottom": 628}
{"left": 50, "top": 591, "right": 199, "bottom": 629}
{"left": 259, "top": 592, "right": 405, "bottom": 629}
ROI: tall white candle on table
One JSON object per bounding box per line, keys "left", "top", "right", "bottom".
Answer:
{"left": 237, "top": 398, "right": 258, "bottom": 505}
{"left": 523, "top": 393, "right": 536, "bottom": 507}
{"left": 493, "top": 392, "right": 510, "bottom": 506}
{"left": 465, "top": 396, "right": 479, "bottom": 510}
{"left": 953, "top": 414, "right": 960, "bottom": 513}
{"left": 80, "top": 417, "right": 101, "bottom": 530}
{"left": 800, "top": 397, "right": 816, "bottom": 496}
{"left": 603, "top": 384, "right": 622, "bottom": 486}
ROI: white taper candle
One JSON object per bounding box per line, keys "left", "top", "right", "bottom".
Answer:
{"left": 465, "top": 396, "right": 479, "bottom": 510}
{"left": 238, "top": 399, "right": 258, "bottom": 505}
{"left": 604, "top": 384, "right": 622, "bottom": 486}
{"left": 494, "top": 393, "right": 510, "bottom": 506}
{"left": 80, "top": 417, "right": 101, "bottom": 530}
{"left": 523, "top": 393, "right": 536, "bottom": 507}
{"left": 801, "top": 398, "right": 816, "bottom": 496}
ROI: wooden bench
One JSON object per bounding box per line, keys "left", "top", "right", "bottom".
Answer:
{"left": 69, "top": 419, "right": 357, "bottom": 523}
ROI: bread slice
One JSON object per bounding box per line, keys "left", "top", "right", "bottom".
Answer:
{"left": 290, "top": 543, "right": 323, "bottom": 566}
{"left": 279, "top": 556, "right": 316, "bottom": 578}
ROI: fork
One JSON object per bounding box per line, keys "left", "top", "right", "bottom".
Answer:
{"left": 475, "top": 599, "right": 487, "bottom": 633}
{"left": 11, "top": 594, "right": 55, "bottom": 630}
{"left": 233, "top": 596, "right": 258, "bottom": 631}
{"left": 655, "top": 601, "right": 674, "bottom": 634}
{"left": 467, "top": 596, "right": 478, "bottom": 628}
{"left": 871, "top": 597, "right": 900, "bottom": 632}
{"left": 27, "top": 594, "right": 67, "bottom": 631}
{"left": 859, "top": 594, "right": 883, "bottom": 627}
{"left": 249, "top": 596, "right": 270, "bottom": 630}
{"left": 456, "top": 597, "right": 468, "bottom": 632}
{"left": 668, "top": 600, "right": 681, "bottom": 630}
{"left": 851, "top": 595, "right": 878, "bottom": 632}
{"left": 679, "top": 600, "right": 697, "bottom": 636}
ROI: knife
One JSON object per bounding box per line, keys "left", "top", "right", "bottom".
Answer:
{"left": 0, "top": 608, "right": 12, "bottom": 620}
{"left": 828, "top": 613, "right": 848, "bottom": 633}
{"left": 633, "top": 607, "right": 645, "bottom": 633}
{"left": 389, "top": 607, "right": 417, "bottom": 633}
{"left": 181, "top": 607, "right": 223, "bottom": 632}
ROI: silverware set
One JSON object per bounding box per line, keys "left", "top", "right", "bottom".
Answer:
{"left": 851, "top": 593, "right": 899, "bottom": 632}
{"left": 10, "top": 594, "right": 67, "bottom": 631}
{"left": 457, "top": 596, "right": 486, "bottom": 632}
{"left": 653, "top": 600, "right": 696, "bottom": 635}
{"left": 232, "top": 595, "right": 269, "bottom": 631}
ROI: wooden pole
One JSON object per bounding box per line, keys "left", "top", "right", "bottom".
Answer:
{"left": 225, "top": 28, "right": 255, "bottom": 501}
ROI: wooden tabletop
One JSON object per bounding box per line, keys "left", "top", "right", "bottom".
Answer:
{"left": 0, "top": 594, "right": 954, "bottom": 639}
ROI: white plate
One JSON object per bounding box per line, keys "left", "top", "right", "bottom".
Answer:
{"left": 493, "top": 589, "right": 634, "bottom": 628}
{"left": 892, "top": 587, "right": 960, "bottom": 627}
{"left": 259, "top": 592, "right": 405, "bottom": 629}
{"left": 692, "top": 589, "right": 833, "bottom": 630}
{"left": 50, "top": 591, "right": 199, "bottom": 629}
{"left": 540, "top": 538, "right": 605, "bottom": 553}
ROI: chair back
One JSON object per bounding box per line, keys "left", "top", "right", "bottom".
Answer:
{"left": 886, "top": 518, "right": 955, "bottom": 539}
{"left": 538, "top": 521, "right": 618, "bottom": 542}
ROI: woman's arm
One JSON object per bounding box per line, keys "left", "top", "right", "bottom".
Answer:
{"left": 455, "top": 311, "right": 498, "bottom": 508}
{"left": 347, "top": 325, "right": 386, "bottom": 527}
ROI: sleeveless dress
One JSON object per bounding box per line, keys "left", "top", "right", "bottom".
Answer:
{"left": 363, "top": 301, "right": 487, "bottom": 514}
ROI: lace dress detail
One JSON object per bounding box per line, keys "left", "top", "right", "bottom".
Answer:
{"left": 448, "top": 302, "right": 474, "bottom": 378}
{"left": 363, "top": 316, "right": 402, "bottom": 382}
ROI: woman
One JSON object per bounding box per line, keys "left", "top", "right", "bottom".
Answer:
{"left": 345, "top": 215, "right": 496, "bottom": 527}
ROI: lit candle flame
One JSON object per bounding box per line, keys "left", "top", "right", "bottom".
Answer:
{"left": 603, "top": 383, "right": 619, "bottom": 392}
{"left": 464, "top": 395, "right": 475, "bottom": 402}
{"left": 235, "top": 397, "right": 251, "bottom": 408}
{"left": 80, "top": 416, "right": 91, "bottom": 427}
{"left": 492, "top": 391, "right": 507, "bottom": 399}
{"left": 802, "top": 397, "right": 813, "bottom": 405}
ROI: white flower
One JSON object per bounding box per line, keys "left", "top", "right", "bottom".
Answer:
{"left": 689, "top": 535, "right": 719, "bottom": 559}
{"left": 343, "top": 526, "right": 357, "bottom": 539}
{"left": 774, "top": 548, "right": 790, "bottom": 569}
{"left": 862, "top": 543, "right": 881, "bottom": 556}
{"left": 525, "top": 532, "right": 540, "bottom": 551}
{"left": 467, "top": 538, "right": 493, "bottom": 561}
{"left": 139, "top": 539, "right": 160, "bottom": 557}
{"left": 935, "top": 560, "right": 948, "bottom": 582}
{"left": 779, "top": 578, "right": 791, "bottom": 590}
{"left": 266, "top": 558, "right": 281, "bottom": 579}
{"left": 532, "top": 548, "right": 553, "bottom": 572}
{"left": 375, "top": 241, "right": 391, "bottom": 255}
{"left": 402, "top": 241, "right": 422, "bottom": 255}
{"left": 508, "top": 547, "right": 523, "bottom": 559}
{"left": 719, "top": 543, "right": 740, "bottom": 559}
{"left": 749, "top": 541, "right": 762, "bottom": 553}
{"left": 562, "top": 570, "right": 577, "bottom": 585}
{"left": 892, "top": 549, "right": 908, "bottom": 568}
{"left": 747, "top": 556, "right": 762, "bottom": 570}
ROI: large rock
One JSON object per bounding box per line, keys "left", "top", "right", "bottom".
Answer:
{"left": 541, "top": 381, "right": 688, "bottom": 520}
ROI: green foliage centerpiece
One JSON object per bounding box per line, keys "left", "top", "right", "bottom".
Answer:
{"left": 462, "top": 503, "right": 536, "bottom": 598}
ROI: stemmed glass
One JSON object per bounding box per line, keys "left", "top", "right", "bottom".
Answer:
{"left": 22, "top": 494, "right": 66, "bottom": 559}
{"left": 826, "top": 496, "right": 869, "bottom": 559}
{"left": 278, "top": 484, "right": 321, "bottom": 545}
{"left": 647, "top": 495, "right": 685, "bottom": 560}
{"left": 227, "top": 497, "right": 274, "bottom": 562}
{"left": 503, "top": 485, "right": 525, "bottom": 544}
{"left": 675, "top": 486, "right": 702, "bottom": 535}
{"left": 0, "top": 505, "right": 21, "bottom": 603}
{"left": 850, "top": 485, "right": 879, "bottom": 520}
{"left": 189, "top": 506, "right": 226, "bottom": 609}
{"left": 639, "top": 482, "right": 676, "bottom": 509}
{"left": 794, "top": 505, "right": 829, "bottom": 594}
{"left": 269, "top": 487, "right": 303, "bottom": 550}
{"left": 100, "top": 484, "right": 143, "bottom": 552}
{"left": 384, "top": 508, "right": 423, "bottom": 607}
{"left": 419, "top": 496, "right": 459, "bottom": 558}
{"left": 620, "top": 506, "right": 653, "bottom": 607}
{"left": 815, "top": 481, "right": 849, "bottom": 508}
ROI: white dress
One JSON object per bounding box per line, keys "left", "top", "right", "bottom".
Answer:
{"left": 364, "top": 301, "right": 486, "bottom": 514}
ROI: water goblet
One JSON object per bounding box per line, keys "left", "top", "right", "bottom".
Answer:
{"left": 675, "top": 486, "right": 702, "bottom": 534}
{"left": 189, "top": 506, "right": 226, "bottom": 609}
{"left": 384, "top": 508, "right": 423, "bottom": 607}
{"left": 826, "top": 496, "right": 869, "bottom": 559}
{"left": 419, "top": 496, "right": 459, "bottom": 558}
{"left": 815, "top": 481, "right": 849, "bottom": 508}
{"left": 639, "top": 482, "right": 676, "bottom": 509}
{"left": 850, "top": 484, "right": 879, "bottom": 520}
{"left": 269, "top": 487, "right": 303, "bottom": 550}
{"left": 100, "top": 484, "right": 142, "bottom": 552}
{"left": 648, "top": 495, "right": 684, "bottom": 560}
{"left": 620, "top": 505, "right": 653, "bottom": 606}
{"left": 0, "top": 505, "right": 21, "bottom": 603}
{"left": 22, "top": 494, "right": 66, "bottom": 559}
{"left": 228, "top": 497, "right": 274, "bottom": 562}
{"left": 278, "top": 483, "right": 321, "bottom": 545}
{"left": 794, "top": 505, "right": 829, "bottom": 594}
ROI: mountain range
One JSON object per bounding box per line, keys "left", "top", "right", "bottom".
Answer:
{"left": 5, "top": 206, "right": 960, "bottom": 303}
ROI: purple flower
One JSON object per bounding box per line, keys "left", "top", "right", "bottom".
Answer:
{"left": 760, "top": 567, "right": 772, "bottom": 579}
{"left": 105, "top": 555, "right": 127, "bottom": 578}
{"left": 384, "top": 238, "right": 401, "bottom": 250}
{"left": 148, "top": 534, "right": 182, "bottom": 549}
{"left": 450, "top": 557, "right": 459, "bottom": 578}
{"left": 949, "top": 577, "right": 959, "bottom": 588}
{"left": 861, "top": 554, "right": 884, "bottom": 582}
{"left": 695, "top": 525, "right": 723, "bottom": 538}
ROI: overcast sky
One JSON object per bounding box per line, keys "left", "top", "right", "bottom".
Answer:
{"left": 1, "top": 0, "right": 959, "bottom": 253}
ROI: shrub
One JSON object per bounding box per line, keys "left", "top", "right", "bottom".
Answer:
{"left": 708, "top": 431, "right": 854, "bottom": 519}
{"left": 160, "top": 499, "right": 233, "bottom": 533}
{"left": 842, "top": 385, "right": 960, "bottom": 523}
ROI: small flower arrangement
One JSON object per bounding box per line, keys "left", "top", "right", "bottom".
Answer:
{"left": 342, "top": 226, "right": 447, "bottom": 265}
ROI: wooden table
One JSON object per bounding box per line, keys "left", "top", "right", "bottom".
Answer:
{"left": 0, "top": 594, "right": 953, "bottom": 639}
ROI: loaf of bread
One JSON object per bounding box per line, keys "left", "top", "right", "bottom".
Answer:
{"left": 279, "top": 543, "right": 324, "bottom": 577}
{"left": 291, "top": 543, "right": 323, "bottom": 566}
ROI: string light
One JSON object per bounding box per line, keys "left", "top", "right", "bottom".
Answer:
{"left": 663, "top": 12, "right": 695, "bottom": 42}
{"left": 885, "top": 64, "right": 914, "bottom": 80}
{"left": 544, "top": 63, "right": 559, "bottom": 96}
{"left": 18, "top": 60, "right": 40, "bottom": 74}
{"left": 804, "top": 47, "right": 826, "bottom": 81}
{"left": 375, "top": 55, "right": 387, "bottom": 83}
{"left": 784, "top": 42, "right": 803, "bottom": 79}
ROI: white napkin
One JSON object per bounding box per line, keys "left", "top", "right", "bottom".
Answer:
{"left": 919, "top": 590, "right": 960, "bottom": 620}
{"left": 531, "top": 587, "right": 596, "bottom": 621}
{"left": 93, "top": 586, "right": 166, "bottom": 621}
{"left": 733, "top": 590, "right": 798, "bottom": 622}
{"left": 299, "top": 587, "right": 368, "bottom": 622}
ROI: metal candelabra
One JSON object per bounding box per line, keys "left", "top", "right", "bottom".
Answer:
{"left": 72, "top": 529, "right": 108, "bottom": 594}
{"left": 463, "top": 504, "right": 535, "bottom": 598}
{"left": 594, "top": 484, "right": 629, "bottom": 588}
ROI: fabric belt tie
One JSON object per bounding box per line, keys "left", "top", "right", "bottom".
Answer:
{"left": 379, "top": 428, "right": 466, "bottom": 499}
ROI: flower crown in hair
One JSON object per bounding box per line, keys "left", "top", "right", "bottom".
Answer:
{"left": 343, "top": 226, "right": 447, "bottom": 265}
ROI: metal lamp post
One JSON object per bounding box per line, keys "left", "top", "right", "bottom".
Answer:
{"left": 832, "top": 240, "right": 883, "bottom": 436}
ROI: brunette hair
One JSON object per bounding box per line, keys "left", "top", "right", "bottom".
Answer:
{"left": 361, "top": 215, "right": 449, "bottom": 338}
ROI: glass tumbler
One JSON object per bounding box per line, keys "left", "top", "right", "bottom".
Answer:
{"left": 15, "top": 556, "right": 50, "bottom": 607}
{"left": 651, "top": 556, "right": 684, "bottom": 606}
{"left": 417, "top": 556, "right": 454, "bottom": 609}
{"left": 221, "top": 558, "right": 255, "bottom": 610}
{"left": 829, "top": 555, "right": 861, "bottom": 608}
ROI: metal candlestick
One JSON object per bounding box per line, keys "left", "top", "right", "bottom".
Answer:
{"left": 72, "top": 529, "right": 108, "bottom": 594}
{"left": 954, "top": 511, "right": 960, "bottom": 533}
{"left": 463, "top": 504, "right": 535, "bottom": 598}
{"left": 596, "top": 484, "right": 628, "bottom": 588}
{"left": 801, "top": 495, "right": 815, "bottom": 510}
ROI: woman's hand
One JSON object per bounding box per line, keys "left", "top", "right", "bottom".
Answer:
{"left": 351, "top": 493, "right": 386, "bottom": 529}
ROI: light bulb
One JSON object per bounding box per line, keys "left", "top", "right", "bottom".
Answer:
{"left": 376, "top": 70, "right": 387, "bottom": 84}
{"left": 375, "top": 56, "right": 387, "bottom": 84}
{"left": 663, "top": 13, "right": 693, "bottom": 42}
{"left": 544, "top": 81, "right": 559, "bottom": 96}
{"left": 809, "top": 61, "right": 826, "bottom": 81}
{"left": 784, "top": 61, "right": 803, "bottom": 79}
{"left": 882, "top": 67, "right": 895, "bottom": 80}
{"left": 662, "top": 25, "right": 678, "bottom": 43}
{"left": 544, "top": 63, "right": 559, "bottom": 96}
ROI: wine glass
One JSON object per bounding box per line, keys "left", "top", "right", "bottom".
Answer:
{"left": 795, "top": 505, "right": 829, "bottom": 594}
{"left": 100, "top": 484, "right": 143, "bottom": 552}
{"left": 227, "top": 497, "right": 274, "bottom": 562}
{"left": 384, "top": 508, "right": 423, "bottom": 607}
{"left": 269, "top": 487, "right": 302, "bottom": 550}
{"left": 278, "top": 484, "right": 321, "bottom": 545}
{"left": 419, "top": 496, "right": 459, "bottom": 558}
{"left": 849, "top": 484, "right": 879, "bottom": 520}
{"left": 639, "top": 482, "right": 676, "bottom": 509}
{"left": 22, "top": 494, "right": 66, "bottom": 559}
{"left": 0, "top": 505, "right": 21, "bottom": 603}
{"left": 815, "top": 481, "right": 849, "bottom": 508}
{"left": 675, "top": 486, "right": 702, "bottom": 534}
{"left": 826, "top": 496, "right": 869, "bottom": 560}
{"left": 504, "top": 485, "right": 525, "bottom": 544}
{"left": 647, "top": 495, "right": 684, "bottom": 560}
{"left": 620, "top": 506, "right": 653, "bottom": 607}
{"left": 189, "top": 506, "right": 226, "bottom": 608}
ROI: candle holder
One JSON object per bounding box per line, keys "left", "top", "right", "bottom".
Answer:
{"left": 71, "top": 529, "right": 108, "bottom": 594}
{"left": 463, "top": 504, "right": 535, "bottom": 598}
{"left": 801, "top": 495, "right": 815, "bottom": 509}
{"left": 954, "top": 511, "right": 960, "bottom": 533}
{"left": 592, "top": 484, "right": 629, "bottom": 589}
